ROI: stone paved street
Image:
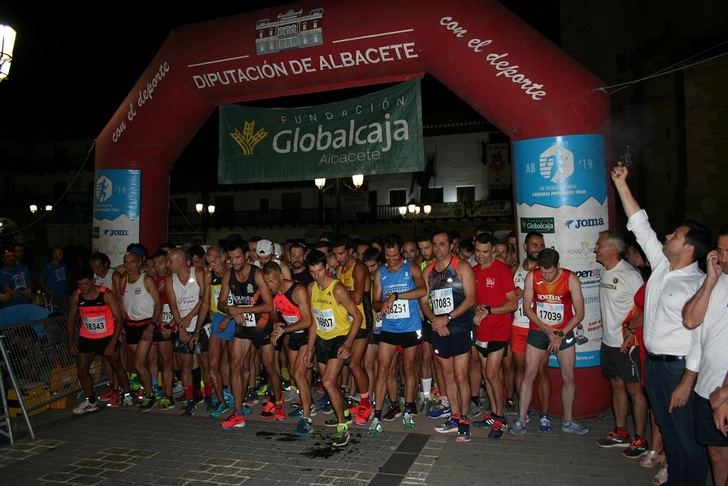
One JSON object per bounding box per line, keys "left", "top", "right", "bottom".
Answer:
{"left": 0, "top": 403, "right": 655, "bottom": 485}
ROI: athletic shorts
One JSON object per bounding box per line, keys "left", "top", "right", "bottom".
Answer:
{"left": 527, "top": 329, "right": 575, "bottom": 351}
{"left": 124, "top": 322, "right": 151, "bottom": 345}
{"left": 315, "top": 335, "right": 348, "bottom": 364}
{"left": 431, "top": 331, "right": 472, "bottom": 359}
{"left": 421, "top": 320, "right": 432, "bottom": 343}
{"left": 210, "top": 312, "right": 235, "bottom": 342}
{"left": 173, "top": 330, "right": 202, "bottom": 355}
{"left": 695, "top": 392, "right": 728, "bottom": 447}
{"left": 153, "top": 322, "right": 174, "bottom": 343}
{"left": 510, "top": 326, "right": 529, "bottom": 354}
{"left": 371, "top": 331, "right": 381, "bottom": 345}
{"left": 474, "top": 340, "right": 508, "bottom": 358}
{"left": 378, "top": 330, "right": 422, "bottom": 349}
{"left": 234, "top": 322, "right": 273, "bottom": 349}
{"left": 600, "top": 343, "right": 641, "bottom": 383}
{"left": 355, "top": 327, "right": 369, "bottom": 340}
{"left": 78, "top": 336, "right": 113, "bottom": 355}
{"left": 285, "top": 331, "right": 308, "bottom": 351}
{"left": 198, "top": 324, "right": 210, "bottom": 353}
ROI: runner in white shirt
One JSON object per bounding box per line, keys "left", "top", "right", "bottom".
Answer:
{"left": 612, "top": 165, "right": 712, "bottom": 485}
{"left": 594, "top": 230, "right": 646, "bottom": 458}
{"left": 683, "top": 227, "right": 728, "bottom": 485}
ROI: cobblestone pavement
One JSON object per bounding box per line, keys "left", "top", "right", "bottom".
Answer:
{"left": 1, "top": 402, "right": 655, "bottom": 485}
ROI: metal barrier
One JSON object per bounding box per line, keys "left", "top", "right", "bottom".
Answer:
{"left": 0, "top": 316, "right": 107, "bottom": 413}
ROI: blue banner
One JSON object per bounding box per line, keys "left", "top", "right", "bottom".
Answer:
{"left": 93, "top": 169, "right": 141, "bottom": 221}
{"left": 514, "top": 135, "right": 606, "bottom": 208}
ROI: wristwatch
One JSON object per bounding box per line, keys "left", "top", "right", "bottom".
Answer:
{"left": 447, "top": 313, "right": 453, "bottom": 321}
{"left": 392, "top": 292, "right": 399, "bottom": 301}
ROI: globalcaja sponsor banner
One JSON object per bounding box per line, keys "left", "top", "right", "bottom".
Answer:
{"left": 514, "top": 134, "right": 608, "bottom": 368}
{"left": 218, "top": 79, "right": 424, "bottom": 184}
{"left": 92, "top": 169, "right": 141, "bottom": 266}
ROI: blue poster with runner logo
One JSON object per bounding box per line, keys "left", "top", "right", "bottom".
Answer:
{"left": 92, "top": 169, "right": 141, "bottom": 266}
{"left": 514, "top": 135, "right": 606, "bottom": 208}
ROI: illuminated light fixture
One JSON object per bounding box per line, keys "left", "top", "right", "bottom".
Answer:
{"left": 45, "top": 205, "right": 53, "bottom": 211}
{"left": 351, "top": 174, "right": 364, "bottom": 188}
{"left": 423, "top": 205, "right": 432, "bottom": 214}
{"left": 29, "top": 204, "right": 38, "bottom": 213}
{"left": 398, "top": 206, "right": 407, "bottom": 216}
{"left": 207, "top": 204, "right": 216, "bottom": 214}
{"left": 195, "top": 203, "right": 204, "bottom": 214}
{"left": 0, "top": 24, "right": 16, "bottom": 82}
{"left": 314, "top": 178, "right": 326, "bottom": 190}
{"left": 408, "top": 203, "right": 416, "bottom": 214}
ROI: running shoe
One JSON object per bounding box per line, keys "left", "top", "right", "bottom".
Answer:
{"left": 561, "top": 420, "right": 590, "bottom": 436}
{"left": 256, "top": 383, "right": 268, "bottom": 397}
{"left": 182, "top": 400, "right": 196, "bottom": 417}
{"left": 318, "top": 394, "right": 332, "bottom": 414}
{"left": 434, "top": 418, "right": 459, "bottom": 433}
{"left": 241, "top": 404, "right": 255, "bottom": 415}
{"left": 508, "top": 419, "right": 527, "bottom": 436}
{"left": 526, "top": 408, "right": 536, "bottom": 423}
{"left": 122, "top": 393, "right": 134, "bottom": 407}
{"left": 223, "top": 388, "right": 234, "bottom": 408}
{"left": 653, "top": 467, "right": 668, "bottom": 485}
{"left": 172, "top": 384, "right": 184, "bottom": 399}
{"left": 204, "top": 397, "right": 215, "bottom": 411}
{"left": 468, "top": 401, "right": 481, "bottom": 419}
{"left": 273, "top": 403, "right": 286, "bottom": 422}
{"left": 288, "top": 404, "right": 317, "bottom": 418}
{"left": 261, "top": 400, "right": 276, "bottom": 418}
{"left": 73, "top": 399, "right": 99, "bottom": 415}
{"left": 98, "top": 388, "right": 116, "bottom": 402}
{"left": 489, "top": 415, "right": 507, "bottom": 439}
{"left": 245, "top": 387, "right": 259, "bottom": 405}
{"left": 456, "top": 421, "right": 471, "bottom": 442}
{"left": 597, "top": 430, "right": 631, "bottom": 448}
{"left": 505, "top": 398, "right": 517, "bottom": 415}
{"left": 294, "top": 417, "right": 313, "bottom": 436}
{"left": 159, "top": 396, "right": 176, "bottom": 410}
{"left": 368, "top": 417, "right": 383, "bottom": 436}
{"left": 106, "top": 390, "right": 121, "bottom": 408}
{"left": 221, "top": 412, "right": 246, "bottom": 429}
{"left": 640, "top": 450, "right": 665, "bottom": 468}
{"left": 473, "top": 411, "right": 495, "bottom": 428}
{"left": 538, "top": 414, "right": 553, "bottom": 433}
{"left": 344, "top": 395, "right": 359, "bottom": 410}
{"left": 153, "top": 385, "right": 164, "bottom": 400}
{"left": 382, "top": 403, "right": 402, "bottom": 421}
{"left": 324, "top": 409, "right": 352, "bottom": 427}
{"left": 622, "top": 437, "right": 649, "bottom": 459}
{"left": 209, "top": 401, "right": 229, "bottom": 418}
{"left": 353, "top": 403, "right": 372, "bottom": 426}
{"left": 138, "top": 395, "right": 157, "bottom": 412}
{"left": 402, "top": 412, "right": 415, "bottom": 429}
{"left": 426, "top": 405, "right": 451, "bottom": 420}
{"left": 129, "top": 373, "right": 141, "bottom": 391}
{"left": 283, "top": 386, "right": 298, "bottom": 403}
{"left": 332, "top": 424, "right": 350, "bottom": 447}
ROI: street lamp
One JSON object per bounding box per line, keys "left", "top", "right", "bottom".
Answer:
{"left": 352, "top": 174, "right": 364, "bottom": 189}
{"left": 0, "top": 24, "right": 17, "bottom": 82}
{"left": 29, "top": 204, "right": 38, "bottom": 213}
{"left": 399, "top": 202, "right": 432, "bottom": 238}
{"left": 196, "top": 202, "right": 216, "bottom": 243}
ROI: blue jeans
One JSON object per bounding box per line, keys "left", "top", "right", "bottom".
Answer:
{"left": 645, "top": 358, "right": 708, "bottom": 486}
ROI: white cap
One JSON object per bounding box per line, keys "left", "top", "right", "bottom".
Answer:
{"left": 256, "top": 239, "right": 274, "bottom": 257}
{"left": 273, "top": 243, "right": 283, "bottom": 258}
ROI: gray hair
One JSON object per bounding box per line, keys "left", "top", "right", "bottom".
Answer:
{"left": 599, "top": 230, "right": 626, "bottom": 254}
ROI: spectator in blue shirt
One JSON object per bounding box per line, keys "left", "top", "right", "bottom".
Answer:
{"left": 41, "top": 246, "right": 69, "bottom": 312}
{"left": 0, "top": 247, "right": 32, "bottom": 307}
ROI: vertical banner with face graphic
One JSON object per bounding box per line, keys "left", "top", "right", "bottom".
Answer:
{"left": 92, "top": 169, "right": 141, "bottom": 266}
{"left": 514, "top": 135, "right": 607, "bottom": 368}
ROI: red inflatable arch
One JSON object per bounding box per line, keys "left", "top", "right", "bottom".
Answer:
{"left": 96, "top": 0, "right": 611, "bottom": 417}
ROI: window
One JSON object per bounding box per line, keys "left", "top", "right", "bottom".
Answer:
{"left": 389, "top": 189, "right": 407, "bottom": 206}
{"left": 421, "top": 187, "right": 443, "bottom": 204}
{"left": 457, "top": 186, "right": 475, "bottom": 202}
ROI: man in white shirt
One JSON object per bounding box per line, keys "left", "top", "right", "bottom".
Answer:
{"left": 612, "top": 165, "right": 711, "bottom": 485}
{"left": 594, "top": 230, "right": 646, "bottom": 457}
{"left": 683, "top": 227, "right": 728, "bottom": 485}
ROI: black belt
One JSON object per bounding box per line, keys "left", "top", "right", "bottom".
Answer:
{"left": 647, "top": 353, "right": 685, "bottom": 362}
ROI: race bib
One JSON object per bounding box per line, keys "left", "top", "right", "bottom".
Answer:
{"left": 83, "top": 316, "right": 107, "bottom": 334}
{"left": 161, "top": 303, "right": 173, "bottom": 323}
{"left": 536, "top": 302, "right": 564, "bottom": 325}
{"left": 430, "top": 288, "right": 454, "bottom": 315}
{"left": 313, "top": 308, "right": 335, "bottom": 333}
{"left": 203, "top": 323, "right": 212, "bottom": 337}
{"left": 388, "top": 299, "right": 410, "bottom": 319}
{"left": 282, "top": 314, "right": 299, "bottom": 324}
{"left": 243, "top": 313, "right": 257, "bottom": 327}
{"left": 374, "top": 315, "right": 383, "bottom": 329}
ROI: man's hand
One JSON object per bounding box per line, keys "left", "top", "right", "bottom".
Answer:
{"left": 217, "top": 316, "right": 230, "bottom": 332}
{"left": 710, "top": 386, "right": 728, "bottom": 410}
{"left": 669, "top": 382, "right": 692, "bottom": 413}
{"left": 547, "top": 332, "right": 561, "bottom": 354}
{"left": 271, "top": 324, "right": 285, "bottom": 345}
{"left": 620, "top": 330, "right": 637, "bottom": 353}
{"left": 713, "top": 400, "right": 728, "bottom": 436}
{"left": 431, "top": 315, "right": 449, "bottom": 333}
{"left": 304, "top": 350, "right": 313, "bottom": 368}
{"left": 611, "top": 165, "right": 629, "bottom": 184}
{"left": 178, "top": 328, "right": 189, "bottom": 343}
{"left": 337, "top": 342, "right": 352, "bottom": 360}
{"left": 706, "top": 251, "right": 722, "bottom": 284}
{"left": 103, "top": 341, "right": 115, "bottom": 358}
